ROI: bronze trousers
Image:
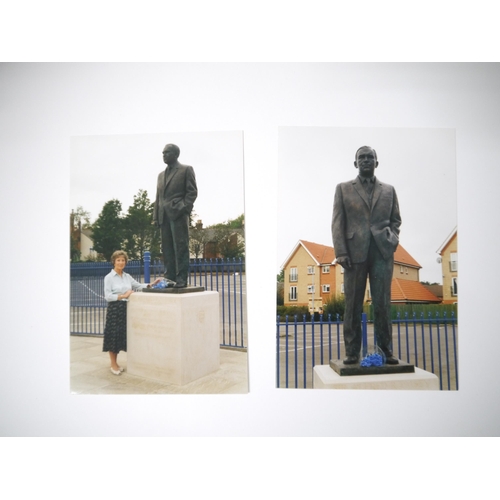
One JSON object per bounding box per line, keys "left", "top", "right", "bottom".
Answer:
{"left": 342, "top": 236, "right": 394, "bottom": 358}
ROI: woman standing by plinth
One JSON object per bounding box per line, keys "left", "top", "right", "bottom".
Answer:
{"left": 103, "top": 250, "right": 160, "bottom": 375}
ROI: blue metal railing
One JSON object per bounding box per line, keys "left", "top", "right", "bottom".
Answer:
{"left": 70, "top": 256, "right": 247, "bottom": 349}
{"left": 277, "top": 312, "right": 458, "bottom": 390}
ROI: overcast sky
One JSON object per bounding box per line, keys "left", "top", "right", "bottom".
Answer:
{"left": 278, "top": 127, "right": 456, "bottom": 284}
{"left": 71, "top": 131, "right": 244, "bottom": 228}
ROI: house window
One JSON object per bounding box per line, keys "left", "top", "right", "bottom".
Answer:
{"left": 400, "top": 265, "right": 404, "bottom": 274}
{"left": 451, "top": 277, "right": 458, "bottom": 296}
{"left": 450, "top": 252, "right": 458, "bottom": 272}
{"left": 322, "top": 265, "right": 330, "bottom": 273}
{"left": 289, "top": 286, "right": 297, "bottom": 301}
{"left": 341, "top": 283, "right": 344, "bottom": 294}
{"left": 307, "top": 285, "right": 315, "bottom": 294}
{"left": 405, "top": 267, "right": 408, "bottom": 275}
{"left": 307, "top": 266, "right": 315, "bottom": 275}
{"left": 340, "top": 266, "right": 344, "bottom": 274}
{"left": 289, "top": 268, "right": 298, "bottom": 282}
{"left": 322, "top": 284, "right": 330, "bottom": 293}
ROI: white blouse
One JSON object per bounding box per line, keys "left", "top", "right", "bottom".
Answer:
{"left": 104, "top": 269, "right": 148, "bottom": 302}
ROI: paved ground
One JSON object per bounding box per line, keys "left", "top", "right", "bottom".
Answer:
{"left": 70, "top": 335, "right": 248, "bottom": 394}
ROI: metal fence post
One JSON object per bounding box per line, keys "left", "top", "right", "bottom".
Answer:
{"left": 72, "top": 258, "right": 246, "bottom": 350}
{"left": 275, "top": 311, "right": 458, "bottom": 390}
{"left": 144, "top": 251, "right": 151, "bottom": 284}
{"left": 362, "top": 312, "right": 368, "bottom": 357}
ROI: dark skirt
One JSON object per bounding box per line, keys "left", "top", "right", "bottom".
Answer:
{"left": 102, "top": 300, "right": 127, "bottom": 353}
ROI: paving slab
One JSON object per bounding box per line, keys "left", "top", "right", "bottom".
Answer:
{"left": 70, "top": 335, "right": 248, "bottom": 395}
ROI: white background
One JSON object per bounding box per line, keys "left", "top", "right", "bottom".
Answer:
{"left": 2, "top": 61, "right": 499, "bottom": 434}
{"left": 1, "top": 58, "right": 499, "bottom": 493}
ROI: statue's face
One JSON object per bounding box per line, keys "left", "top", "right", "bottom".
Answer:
{"left": 163, "top": 144, "right": 179, "bottom": 164}
{"left": 355, "top": 147, "right": 378, "bottom": 177}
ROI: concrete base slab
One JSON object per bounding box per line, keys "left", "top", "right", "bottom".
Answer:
{"left": 313, "top": 364, "right": 439, "bottom": 390}
{"left": 127, "top": 291, "right": 220, "bottom": 386}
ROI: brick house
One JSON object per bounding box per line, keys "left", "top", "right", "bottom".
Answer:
{"left": 437, "top": 227, "right": 458, "bottom": 304}
{"left": 281, "top": 239, "right": 440, "bottom": 311}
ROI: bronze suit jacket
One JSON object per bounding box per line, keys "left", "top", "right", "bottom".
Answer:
{"left": 153, "top": 163, "right": 198, "bottom": 224}
{"left": 332, "top": 176, "right": 401, "bottom": 264}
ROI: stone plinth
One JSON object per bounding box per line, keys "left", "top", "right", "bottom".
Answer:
{"left": 127, "top": 291, "right": 220, "bottom": 385}
{"left": 313, "top": 364, "right": 439, "bottom": 390}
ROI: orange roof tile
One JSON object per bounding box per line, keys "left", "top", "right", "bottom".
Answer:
{"left": 283, "top": 239, "right": 421, "bottom": 270}
{"left": 394, "top": 245, "right": 421, "bottom": 268}
{"left": 391, "top": 279, "right": 441, "bottom": 303}
{"left": 300, "top": 240, "right": 336, "bottom": 264}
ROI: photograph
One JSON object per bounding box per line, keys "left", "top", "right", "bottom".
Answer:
{"left": 277, "top": 127, "right": 457, "bottom": 390}
{"left": 70, "top": 131, "right": 248, "bottom": 394}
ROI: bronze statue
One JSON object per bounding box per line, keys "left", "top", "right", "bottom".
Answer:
{"left": 332, "top": 146, "right": 401, "bottom": 364}
{"left": 153, "top": 144, "right": 197, "bottom": 288}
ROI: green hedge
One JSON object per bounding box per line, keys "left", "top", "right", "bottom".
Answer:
{"left": 322, "top": 296, "right": 346, "bottom": 320}
{"left": 277, "top": 301, "right": 458, "bottom": 322}
{"left": 277, "top": 305, "right": 310, "bottom": 321}
{"left": 364, "top": 303, "right": 458, "bottom": 321}
{"left": 276, "top": 297, "right": 346, "bottom": 322}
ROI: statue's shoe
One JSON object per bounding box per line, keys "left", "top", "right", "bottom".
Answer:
{"left": 343, "top": 355, "right": 359, "bottom": 365}
{"left": 385, "top": 356, "right": 399, "bottom": 365}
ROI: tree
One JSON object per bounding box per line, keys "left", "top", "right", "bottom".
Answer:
{"left": 70, "top": 206, "right": 92, "bottom": 262}
{"left": 205, "top": 214, "right": 245, "bottom": 259}
{"left": 189, "top": 210, "right": 200, "bottom": 228}
{"left": 70, "top": 214, "right": 80, "bottom": 262}
{"left": 323, "top": 296, "right": 346, "bottom": 320}
{"left": 211, "top": 226, "right": 245, "bottom": 259}
{"left": 123, "top": 189, "right": 161, "bottom": 260}
{"left": 277, "top": 281, "right": 284, "bottom": 306}
{"left": 189, "top": 221, "right": 209, "bottom": 259}
{"left": 225, "top": 213, "right": 244, "bottom": 229}
{"left": 276, "top": 270, "right": 285, "bottom": 305}
{"left": 208, "top": 214, "right": 245, "bottom": 230}
{"left": 72, "top": 206, "right": 92, "bottom": 229}
{"left": 92, "top": 199, "right": 124, "bottom": 261}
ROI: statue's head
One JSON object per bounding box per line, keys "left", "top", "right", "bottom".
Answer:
{"left": 354, "top": 146, "right": 378, "bottom": 178}
{"left": 163, "top": 143, "right": 180, "bottom": 164}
